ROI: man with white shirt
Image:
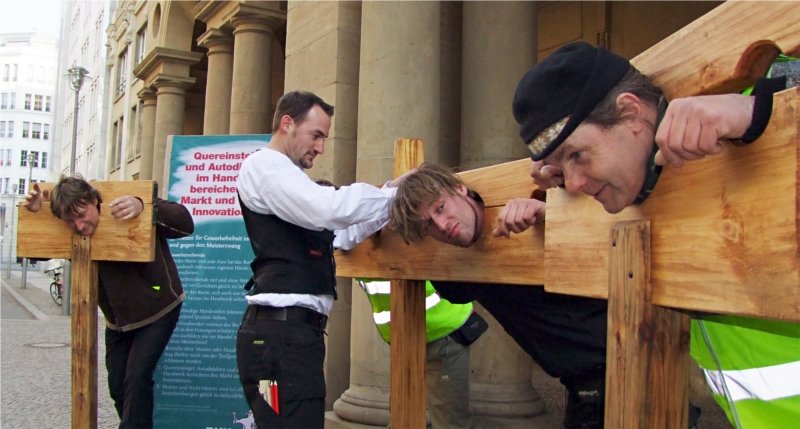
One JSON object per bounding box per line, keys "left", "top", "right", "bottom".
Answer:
{"left": 235, "top": 91, "right": 401, "bottom": 428}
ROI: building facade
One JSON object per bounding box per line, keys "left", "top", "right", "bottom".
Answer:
{"left": 53, "top": 0, "right": 113, "bottom": 180}
{"left": 100, "top": 1, "right": 724, "bottom": 426}
{"left": 0, "top": 32, "right": 59, "bottom": 267}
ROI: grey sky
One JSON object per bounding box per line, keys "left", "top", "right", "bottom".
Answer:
{"left": 0, "top": 0, "right": 63, "bottom": 38}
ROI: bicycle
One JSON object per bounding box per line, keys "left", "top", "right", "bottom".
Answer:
{"left": 46, "top": 266, "right": 64, "bottom": 306}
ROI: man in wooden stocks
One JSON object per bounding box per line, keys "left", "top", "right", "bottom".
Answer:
{"left": 24, "top": 175, "right": 194, "bottom": 429}
{"left": 513, "top": 41, "right": 800, "bottom": 428}
{"left": 235, "top": 91, "right": 408, "bottom": 428}
{"left": 386, "top": 162, "right": 613, "bottom": 429}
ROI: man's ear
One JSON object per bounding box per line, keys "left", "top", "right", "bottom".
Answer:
{"left": 615, "top": 92, "right": 646, "bottom": 133}
{"left": 279, "top": 114, "right": 294, "bottom": 133}
{"left": 457, "top": 183, "right": 468, "bottom": 196}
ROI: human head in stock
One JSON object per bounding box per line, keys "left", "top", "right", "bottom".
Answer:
{"left": 271, "top": 90, "right": 335, "bottom": 170}
{"left": 514, "top": 41, "right": 761, "bottom": 214}
{"left": 390, "top": 162, "right": 545, "bottom": 247}
{"left": 26, "top": 175, "right": 144, "bottom": 237}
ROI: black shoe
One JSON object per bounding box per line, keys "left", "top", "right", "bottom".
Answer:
{"left": 688, "top": 403, "right": 701, "bottom": 429}
{"left": 562, "top": 368, "right": 605, "bottom": 429}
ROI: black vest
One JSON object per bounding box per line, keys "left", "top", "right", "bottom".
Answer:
{"left": 239, "top": 195, "right": 337, "bottom": 298}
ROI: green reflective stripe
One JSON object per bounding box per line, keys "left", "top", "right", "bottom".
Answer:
{"left": 360, "top": 279, "right": 472, "bottom": 344}
{"left": 691, "top": 317, "right": 800, "bottom": 429}
{"left": 691, "top": 317, "right": 800, "bottom": 369}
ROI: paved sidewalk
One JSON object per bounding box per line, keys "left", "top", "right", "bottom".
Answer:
{"left": 1, "top": 267, "right": 119, "bottom": 429}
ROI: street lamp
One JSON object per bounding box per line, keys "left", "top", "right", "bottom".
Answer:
{"left": 67, "top": 66, "right": 89, "bottom": 174}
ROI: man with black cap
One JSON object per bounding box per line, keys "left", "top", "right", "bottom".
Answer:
{"left": 511, "top": 41, "right": 800, "bottom": 429}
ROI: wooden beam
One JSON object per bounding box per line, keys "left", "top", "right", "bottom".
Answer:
{"left": 336, "top": 158, "right": 545, "bottom": 285}
{"left": 389, "top": 138, "right": 427, "bottom": 428}
{"left": 545, "top": 89, "right": 800, "bottom": 321}
{"left": 17, "top": 181, "right": 157, "bottom": 262}
{"left": 634, "top": 1, "right": 800, "bottom": 99}
{"left": 70, "top": 235, "right": 98, "bottom": 429}
{"left": 605, "top": 221, "right": 690, "bottom": 429}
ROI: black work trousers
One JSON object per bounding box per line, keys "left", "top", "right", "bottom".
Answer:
{"left": 105, "top": 303, "right": 181, "bottom": 429}
{"left": 236, "top": 313, "right": 326, "bottom": 428}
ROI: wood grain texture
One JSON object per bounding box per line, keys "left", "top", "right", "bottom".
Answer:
{"left": 605, "top": 221, "right": 690, "bottom": 429}
{"left": 545, "top": 89, "right": 800, "bottom": 321}
{"left": 70, "top": 236, "right": 98, "bottom": 429}
{"left": 17, "top": 181, "right": 157, "bottom": 262}
{"left": 389, "top": 139, "right": 427, "bottom": 429}
{"left": 390, "top": 280, "right": 427, "bottom": 429}
{"left": 633, "top": 2, "right": 800, "bottom": 99}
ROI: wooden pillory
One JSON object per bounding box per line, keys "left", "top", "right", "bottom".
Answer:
{"left": 17, "top": 181, "right": 157, "bottom": 429}
{"left": 336, "top": 2, "right": 800, "bottom": 428}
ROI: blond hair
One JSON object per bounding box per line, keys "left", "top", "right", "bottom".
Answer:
{"left": 389, "top": 162, "right": 465, "bottom": 243}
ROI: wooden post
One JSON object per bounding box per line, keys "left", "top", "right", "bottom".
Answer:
{"left": 390, "top": 138, "right": 427, "bottom": 428}
{"left": 70, "top": 235, "right": 99, "bottom": 428}
{"left": 606, "top": 221, "right": 690, "bottom": 428}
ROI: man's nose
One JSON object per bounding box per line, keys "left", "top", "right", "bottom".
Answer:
{"left": 564, "top": 170, "right": 588, "bottom": 195}
{"left": 432, "top": 215, "right": 448, "bottom": 233}
{"left": 314, "top": 140, "right": 325, "bottom": 155}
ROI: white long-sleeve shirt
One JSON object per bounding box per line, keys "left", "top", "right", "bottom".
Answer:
{"left": 236, "top": 146, "right": 396, "bottom": 314}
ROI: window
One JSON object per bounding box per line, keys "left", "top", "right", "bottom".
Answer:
{"left": 0, "top": 121, "right": 5, "bottom": 138}
{"left": 1, "top": 93, "right": 8, "bottom": 109}
{"left": 24, "top": 93, "right": 31, "bottom": 110}
{"left": 32, "top": 123, "right": 41, "bottom": 139}
{"left": 136, "top": 26, "right": 147, "bottom": 64}
{"left": 43, "top": 124, "right": 49, "bottom": 140}
{"left": 9, "top": 93, "right": 14, "bottom": 109}
{"left": 30, "top": 151, "right": 39, "bottom": 167}
{"left": 41, "top": 152, "right": 48, "bottom": 168}
{"left": 22, "top": 122, "right": 30, "bottom": 138}
{"left": 34, "top": 95, "right": 43, "bottom": 111}
{"left": 12, "top": 64, "right": 17, "bottom": 82}
{"left": 20, "top": 150, "right": 28, "bottom": 166}
{"left": 7, "top": 121, "right": 13, "bottom": 138}
{"left": 45, "top": 96, "right": 52, "bottom": 112}
{"left": 2, "top": 64, "right": 8, "bottom": 82}
{"left": 4, "top": 149, "right": 10, "bottom": 166}
{"left": 2, "top": 178, "right": 8, "bottom": 194}
{"left": 18, "top": 179, "right": 26, "bottom": 195}
{"left": 116, "top": 49, "right": 128, "bottom": 96}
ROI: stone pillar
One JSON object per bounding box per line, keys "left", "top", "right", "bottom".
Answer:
{"left": 332, "top": 2, "right": 453, "bottom": 426}
{"left": 198, "top": 28, "right": 234, "bottom": 135}
{"left": 152, "top": 75, "right": 195, "bottom": 190}
{"left": 229, "top": 16, "right": 274, "bottom": 134}
{"left": 137, "top": 87, "right": 157, "bottom": 180}
{"left": 461, "top": 1, "right": 536, "bottom": 170}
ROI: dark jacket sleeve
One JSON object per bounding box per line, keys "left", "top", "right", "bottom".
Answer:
{"left": 154, "top": 198, "right": 194, "bottom": 239}
{"left": 431, "top": 280, "right": 480, "bottom": 304}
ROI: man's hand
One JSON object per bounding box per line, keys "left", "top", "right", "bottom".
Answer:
{"left": 109, "top": 195, "right": 144, "bottom": 220}
{"left": 531, "top": 160, "right": 564, "bottom": 190}
{"left": 492, "top": 198, "right": 546, "bottom": 237}
{"left": 654, "top": 94, "right": 754, "bottom": 167}
{"left": 24, "top": 183, "right": 49, "bottom": 212}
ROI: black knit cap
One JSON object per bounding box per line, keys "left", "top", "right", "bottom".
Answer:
{"left": 512, "top": 42, "right": 631, "bottom": 161}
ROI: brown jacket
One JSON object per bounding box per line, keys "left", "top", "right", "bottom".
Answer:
{"left": 98, "top": 198, "right": 193, "bottom": 331}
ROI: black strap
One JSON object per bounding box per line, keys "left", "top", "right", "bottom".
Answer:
{"left": 734, "top": 76, "right": 787, "bottom": 145}
{"left": 633, "top": 97, "right": 668, "bottom": 205}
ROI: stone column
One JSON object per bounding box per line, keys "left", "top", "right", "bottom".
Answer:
{"left": 152, "top": 75, "right": 195, "bottom": 190}
{"left": 229, "top": 16, "right": 274, "bottom": 134}
{"left": 137, "top": 87, "right": 157, "bottom": 180}
{"left": 460, "top": 1, "right": 536, "bottom": 170}
{"left": 198, "top": 28, "right": 234, "bottom": 135}
{"left": 459, "top": 3, "right": 552, "bottom": 425}
{"left": 332, "top": 2, "right": 452, "bottom": 427}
